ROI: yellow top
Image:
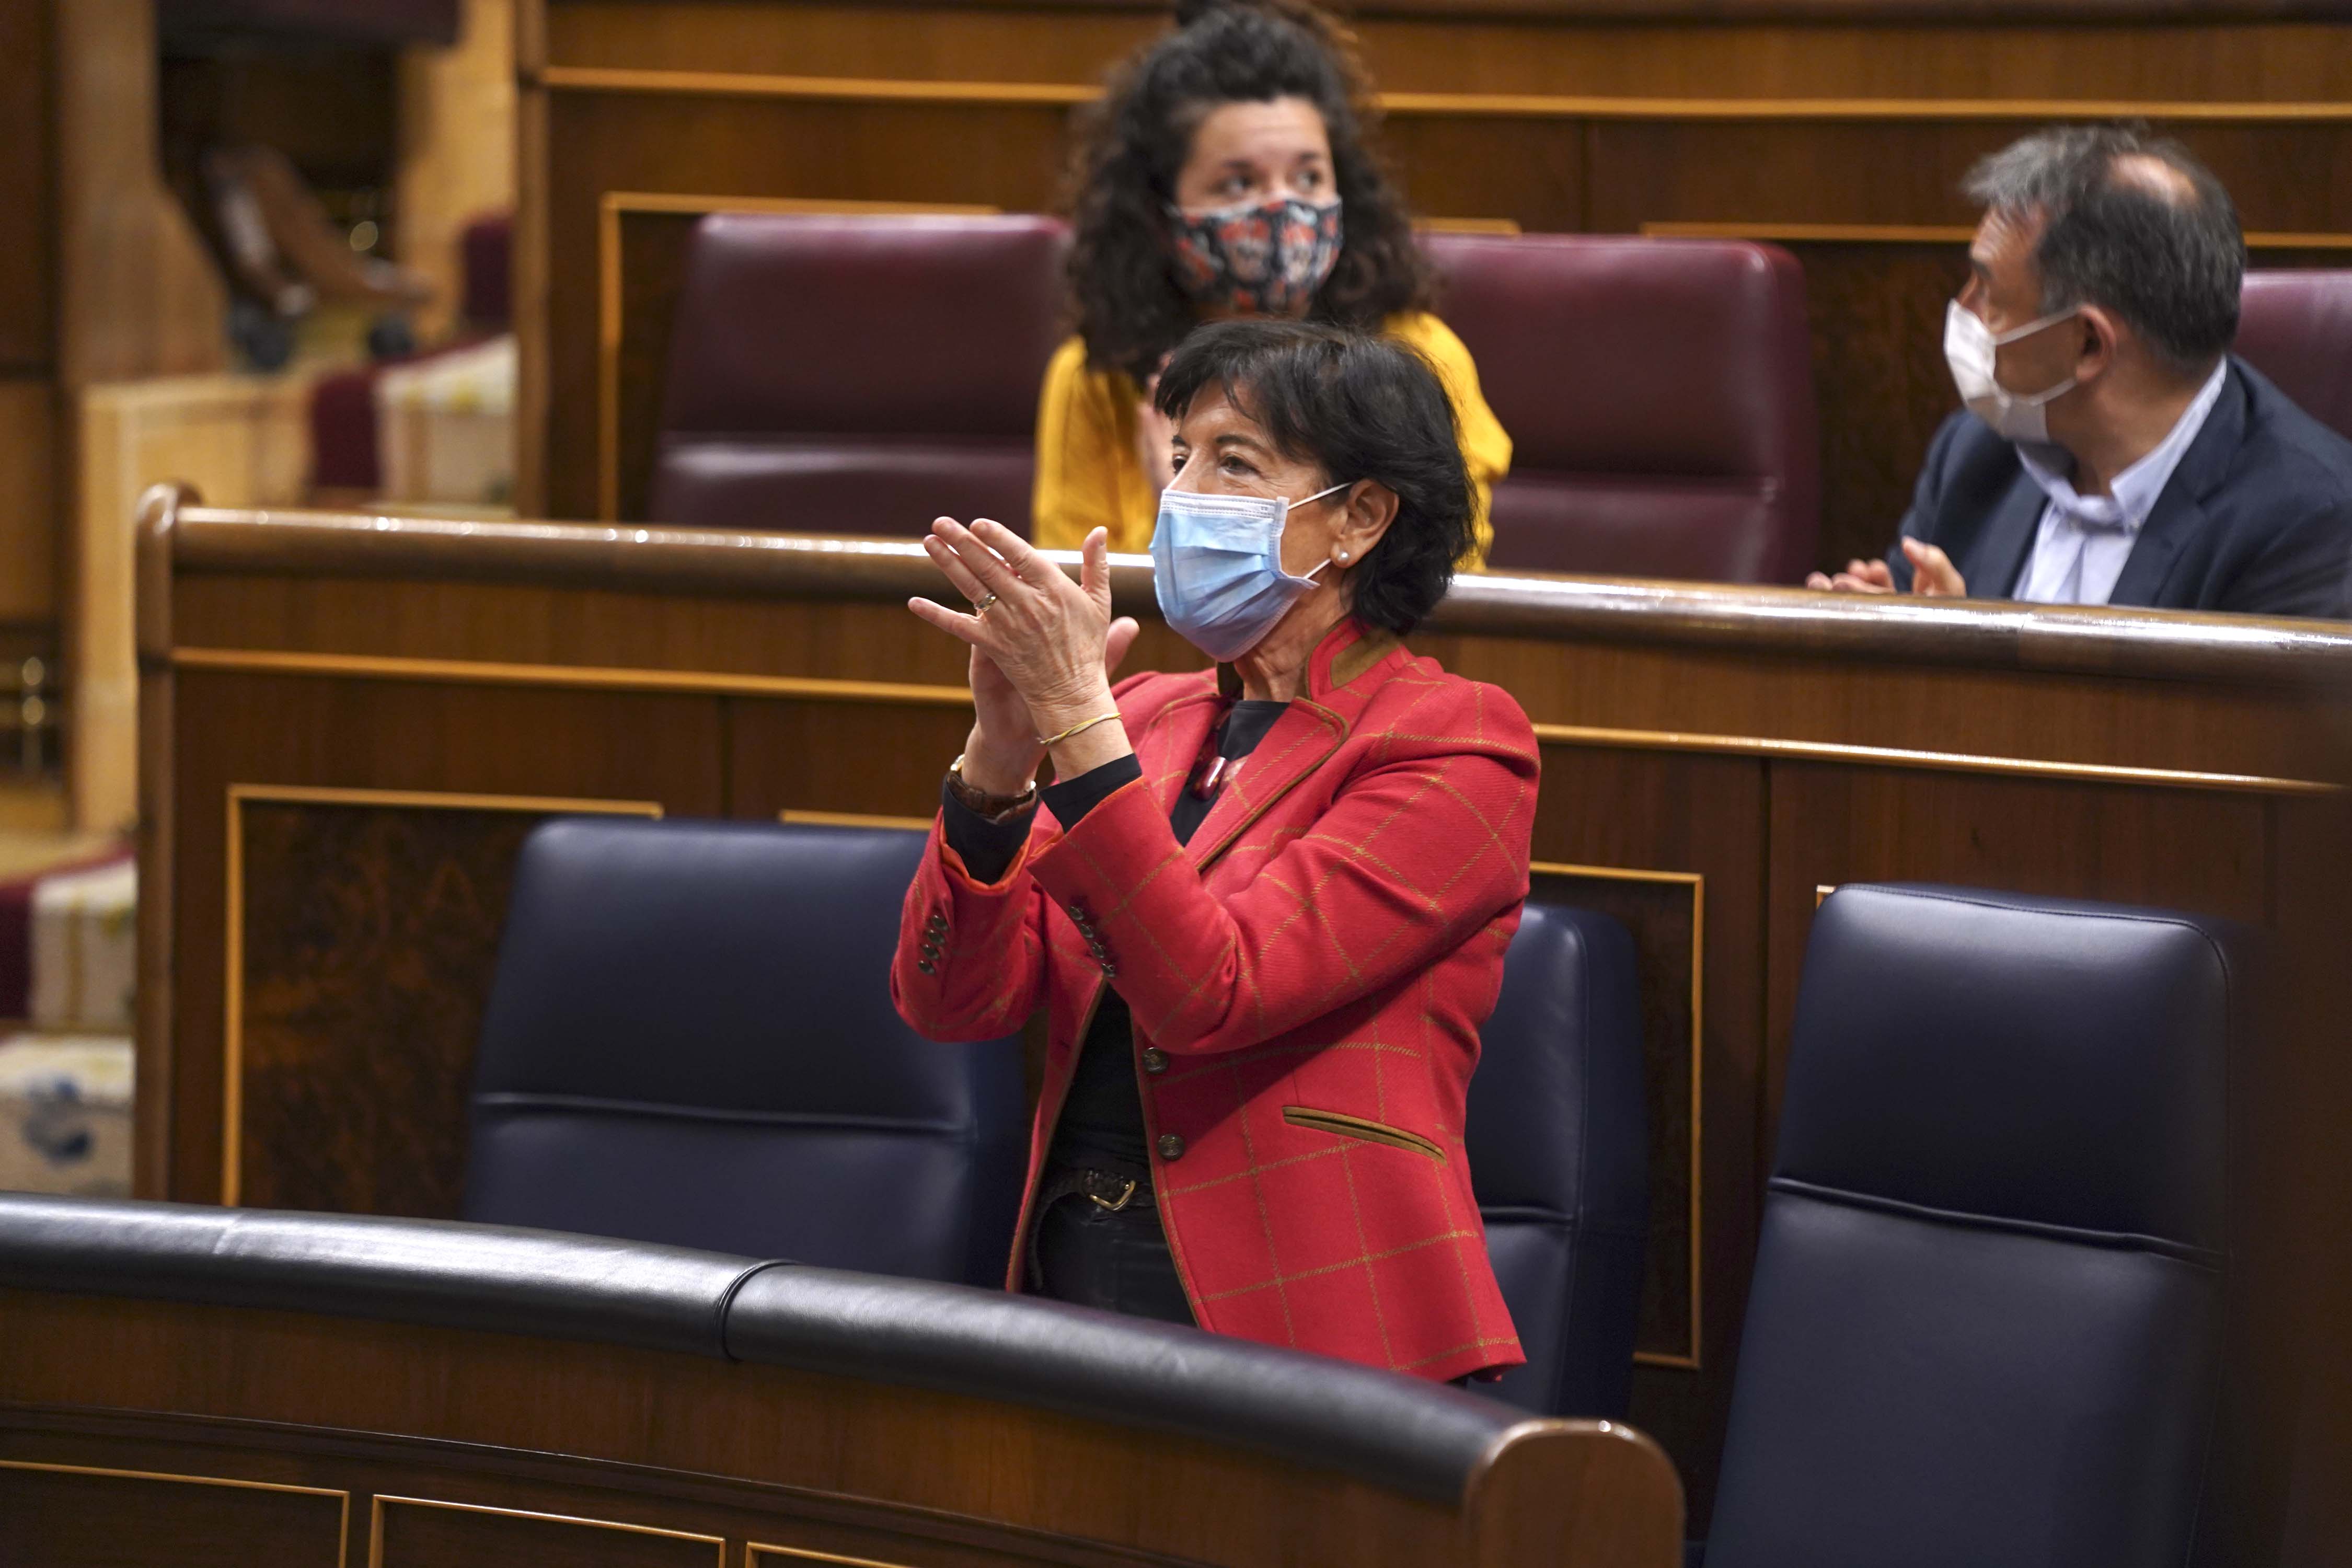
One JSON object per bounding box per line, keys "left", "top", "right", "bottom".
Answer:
{"left": 1030, "top": 311, "right": 1512, "bottom": 564}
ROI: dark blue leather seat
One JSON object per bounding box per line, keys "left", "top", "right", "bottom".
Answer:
{"left": 1706, "top": 884, "right": 2256, "bottom": 1568}
{"left": 1467, "top": 900, "right": 1647, "bottom": 1417}
{"left": 462, "top": 818, "right": 1028, "bottom": 1288}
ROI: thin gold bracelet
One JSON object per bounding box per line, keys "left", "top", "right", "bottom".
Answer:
{"left": 1035, "top": 711, "right": 1124, "bottom": 748}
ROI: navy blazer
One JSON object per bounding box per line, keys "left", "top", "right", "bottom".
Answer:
{"left": 1887, "top": 358, "right": 2352, "bottom": 618}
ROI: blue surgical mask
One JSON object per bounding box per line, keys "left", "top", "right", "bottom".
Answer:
{"left": 1151, "top": 481, "right": 1349, "bottom": 662}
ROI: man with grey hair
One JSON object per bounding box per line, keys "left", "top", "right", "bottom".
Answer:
{"left": 1811, "top": 125, "right": 2352, "bottom": 616}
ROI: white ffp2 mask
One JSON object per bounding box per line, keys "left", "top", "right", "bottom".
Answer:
{"left": 1944, "top": 298, "right": 2080, "bottom": 444}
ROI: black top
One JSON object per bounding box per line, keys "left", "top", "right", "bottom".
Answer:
{"left": 943, "top": 699, "right": 1289, "bottom": 1179}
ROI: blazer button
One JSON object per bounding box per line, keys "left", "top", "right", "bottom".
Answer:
{"left": 1141, "top": 1048, "right": 1169, "bottom": 1075}
{"left": 927, "top": 914, "right": 948, "bottom": 934}
{"left": 917, "top": 959, "right": 936, "bottom": 975}
{"left": 1156, "top": 1133, "right": 1185, "bottom": 1161}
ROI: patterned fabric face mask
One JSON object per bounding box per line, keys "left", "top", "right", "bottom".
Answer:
{"left": 1165, "top": 195, "right": 1344, "bottom": 317}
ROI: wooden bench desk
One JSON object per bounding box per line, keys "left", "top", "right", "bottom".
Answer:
{"left": 134, "top": 487, "right": 2352, "bottom": 1523}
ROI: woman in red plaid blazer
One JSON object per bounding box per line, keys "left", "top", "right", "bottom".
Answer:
{"left": 892, "top": 321, "right": 1537, "bottom": 1384}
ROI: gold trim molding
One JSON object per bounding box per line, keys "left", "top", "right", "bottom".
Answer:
{"left": 221, "top": 783, "right": 665, "bottom": 1207}
{"left": 176, "top": 648, "right": 978, "bottom": 709}
{"left": 1643, "top": 220, "right": 2352, "bottom": 250}
{"left": 0, "top": 1460, "right": 350, "bottom": 1565}
{"left": 175, "top": 647, "right": 2322, "bottom": 794}
{"left": 779, "top": 809, "right": 938, "bottom": 832}
{"left": 1416, "top": 216, "right": 1524, "bottom": 235}
{"left": 1531, "top": 860, "right": 1704, "bottom": 1370}
{"left": 536, "top": 66, "right": 2352, "bottom": 125}
{"left": 369, "top": 1496, "right": 725, "bottom": 1567}
{"left": 1530, "top": 721, "right": 2333, "bottom": 796}
{"left": 749, "top": 1546, "right": 923, "bottom": 1568}
{"left": 597, "top": 190, "right": 1002, "bottom": 521}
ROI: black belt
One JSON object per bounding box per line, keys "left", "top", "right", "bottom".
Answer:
{"left": 1026, "top": 1165, "right": 1155, "bottom": 1292}
{"left": 1036, "top": 1165, "right": 1155, "bottom": 1214}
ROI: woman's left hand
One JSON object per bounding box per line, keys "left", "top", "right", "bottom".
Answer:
{"left": 910, "top": 520, "right": 1137, "bottom": 739}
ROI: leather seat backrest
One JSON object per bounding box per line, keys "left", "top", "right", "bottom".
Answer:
{"left": 463, "top": 817, "right": 1028, "bottom": 1287}
{"left": 1709, "top": 884, "right": 2246, "bottom": 1568}
{"left": 1422, "top": 234, "right": 1820, "bottom": 584}
{"left": 2236, "top": 270, "right": 2352, "bottom": 442}
{"left": 1467, "top": 900, "right": 1647, "bottom": 1417}
{"left": 650, "top": 213, "right": 1071, "bottom": 537}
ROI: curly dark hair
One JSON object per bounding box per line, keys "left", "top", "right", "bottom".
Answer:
{"left": 1155, "top": 319, "right": 1470, "bottom": 636}
{"left": 1062, "top": 0, "right": 1434, "bottom": 387}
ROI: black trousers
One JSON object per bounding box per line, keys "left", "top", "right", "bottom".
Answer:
{"left": 1033, "top": 1194, "right": 1196, "bottom": 1328}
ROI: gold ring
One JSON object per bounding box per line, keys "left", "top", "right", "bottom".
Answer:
{"left": 970, "top": 593, "right": 998, "bottom": 614}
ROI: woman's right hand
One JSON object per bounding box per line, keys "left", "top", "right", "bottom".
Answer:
{"left": 959, "top": 645, "right": 1047, "bottom": 796}
{"left": 935, "top": 525, "right": 1143, "bottom": 796}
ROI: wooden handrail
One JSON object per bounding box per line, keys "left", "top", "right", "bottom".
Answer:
{"left": 154, "top": 501, "right": 2352, "bottom": 688}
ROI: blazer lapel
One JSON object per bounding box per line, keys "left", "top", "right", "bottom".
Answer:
{"left": 1128, "top": 681, "right": 1221, "bottom": 817}
{"left": 1183, "top": 620, "right": 1395, "bottom": 872}
{"left": 1965, "top": 471, "right": 2049, "bottom": 597}
{"left": 2107, "top": 364, "right": 2246, "bottom": 608}
{"left": 1184, "top": 701, "right": 1346, "bottom": 872}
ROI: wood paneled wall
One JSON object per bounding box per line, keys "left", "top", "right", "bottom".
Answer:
{"left": 519, "top": 0, "right": 2352, "bottom": 573}
{"left": 136, "top": 495, "right": 2352, "bottom": 1528}
{"left": 0, "top": 2, "right": 57, "bottom": 644}
{"left": 0, "top": 0, "right": 233, "bottom": 811}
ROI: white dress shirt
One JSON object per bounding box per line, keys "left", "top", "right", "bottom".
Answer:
{"left": 2012, "top": 362, "right": 2229, "bottom": 605}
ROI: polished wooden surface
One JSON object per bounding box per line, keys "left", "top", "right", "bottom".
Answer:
{"left": 136, "top": 494, "right": 2352, "bottom": 1526}
{"left": 55, "top": 0, "right": 227, "bottom": 392}
{"left": 0, "top": 2, "right": 52, "bottom": 377}
{"left": 517, "top": 0, "right": 2352, "bottom": 566}
{"left": 0, "top": 1287, "right": 1682, "bottom": 1567}
{"left": 76, "top": 372, "right": 319, "bottom": 830}
{"left": 0, "top": 383, "right": 57, "bottom": 628}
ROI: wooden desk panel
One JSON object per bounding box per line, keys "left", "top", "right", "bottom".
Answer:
{"left": 136, "top": 494, "right": 2352, "bottom": 1527}
{"left": 518, "top": 0, "right": 2352, "bottom": 567}
{"left": 0, "top": 1286, "right": 1680, "bottom": 1567}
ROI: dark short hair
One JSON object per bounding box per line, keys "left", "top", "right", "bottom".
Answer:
{"left": 1964, "top": 124, "right": 2244, "bottom": 378}
{"left": 1155, "top": 319, "right": 1470, "bottom": 636}
{"left": 1062, "top": 0, "right": 1432, "bottom": 386}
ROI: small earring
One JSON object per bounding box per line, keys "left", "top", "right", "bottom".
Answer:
{"left": 1335, "top": 549, "right": 1350, "bottom": 563}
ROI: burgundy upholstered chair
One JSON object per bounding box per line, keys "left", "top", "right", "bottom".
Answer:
{"left": 650, "top": 213, "right": 1070, "bottom": 538}
{"left": 2236, "top": 271, "right": 2352, "bottom": 443}
{"left": 1422, "top": 234, "right": 1820, "bottom": 584}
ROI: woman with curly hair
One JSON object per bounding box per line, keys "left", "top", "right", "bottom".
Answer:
{"left": 1032, "top": 0, "right": 1511, "bottom": 561}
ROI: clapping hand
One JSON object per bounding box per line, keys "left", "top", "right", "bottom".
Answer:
{"left": 1805, "top": 538, "right": 1967, "bottom": 597}
{"left": 909, "top": 518, "right": 1142, "bottom": 794}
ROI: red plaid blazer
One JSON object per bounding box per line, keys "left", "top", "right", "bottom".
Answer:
{"left": 891, "top": 618, "right": 1540, "bottom": 1382}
